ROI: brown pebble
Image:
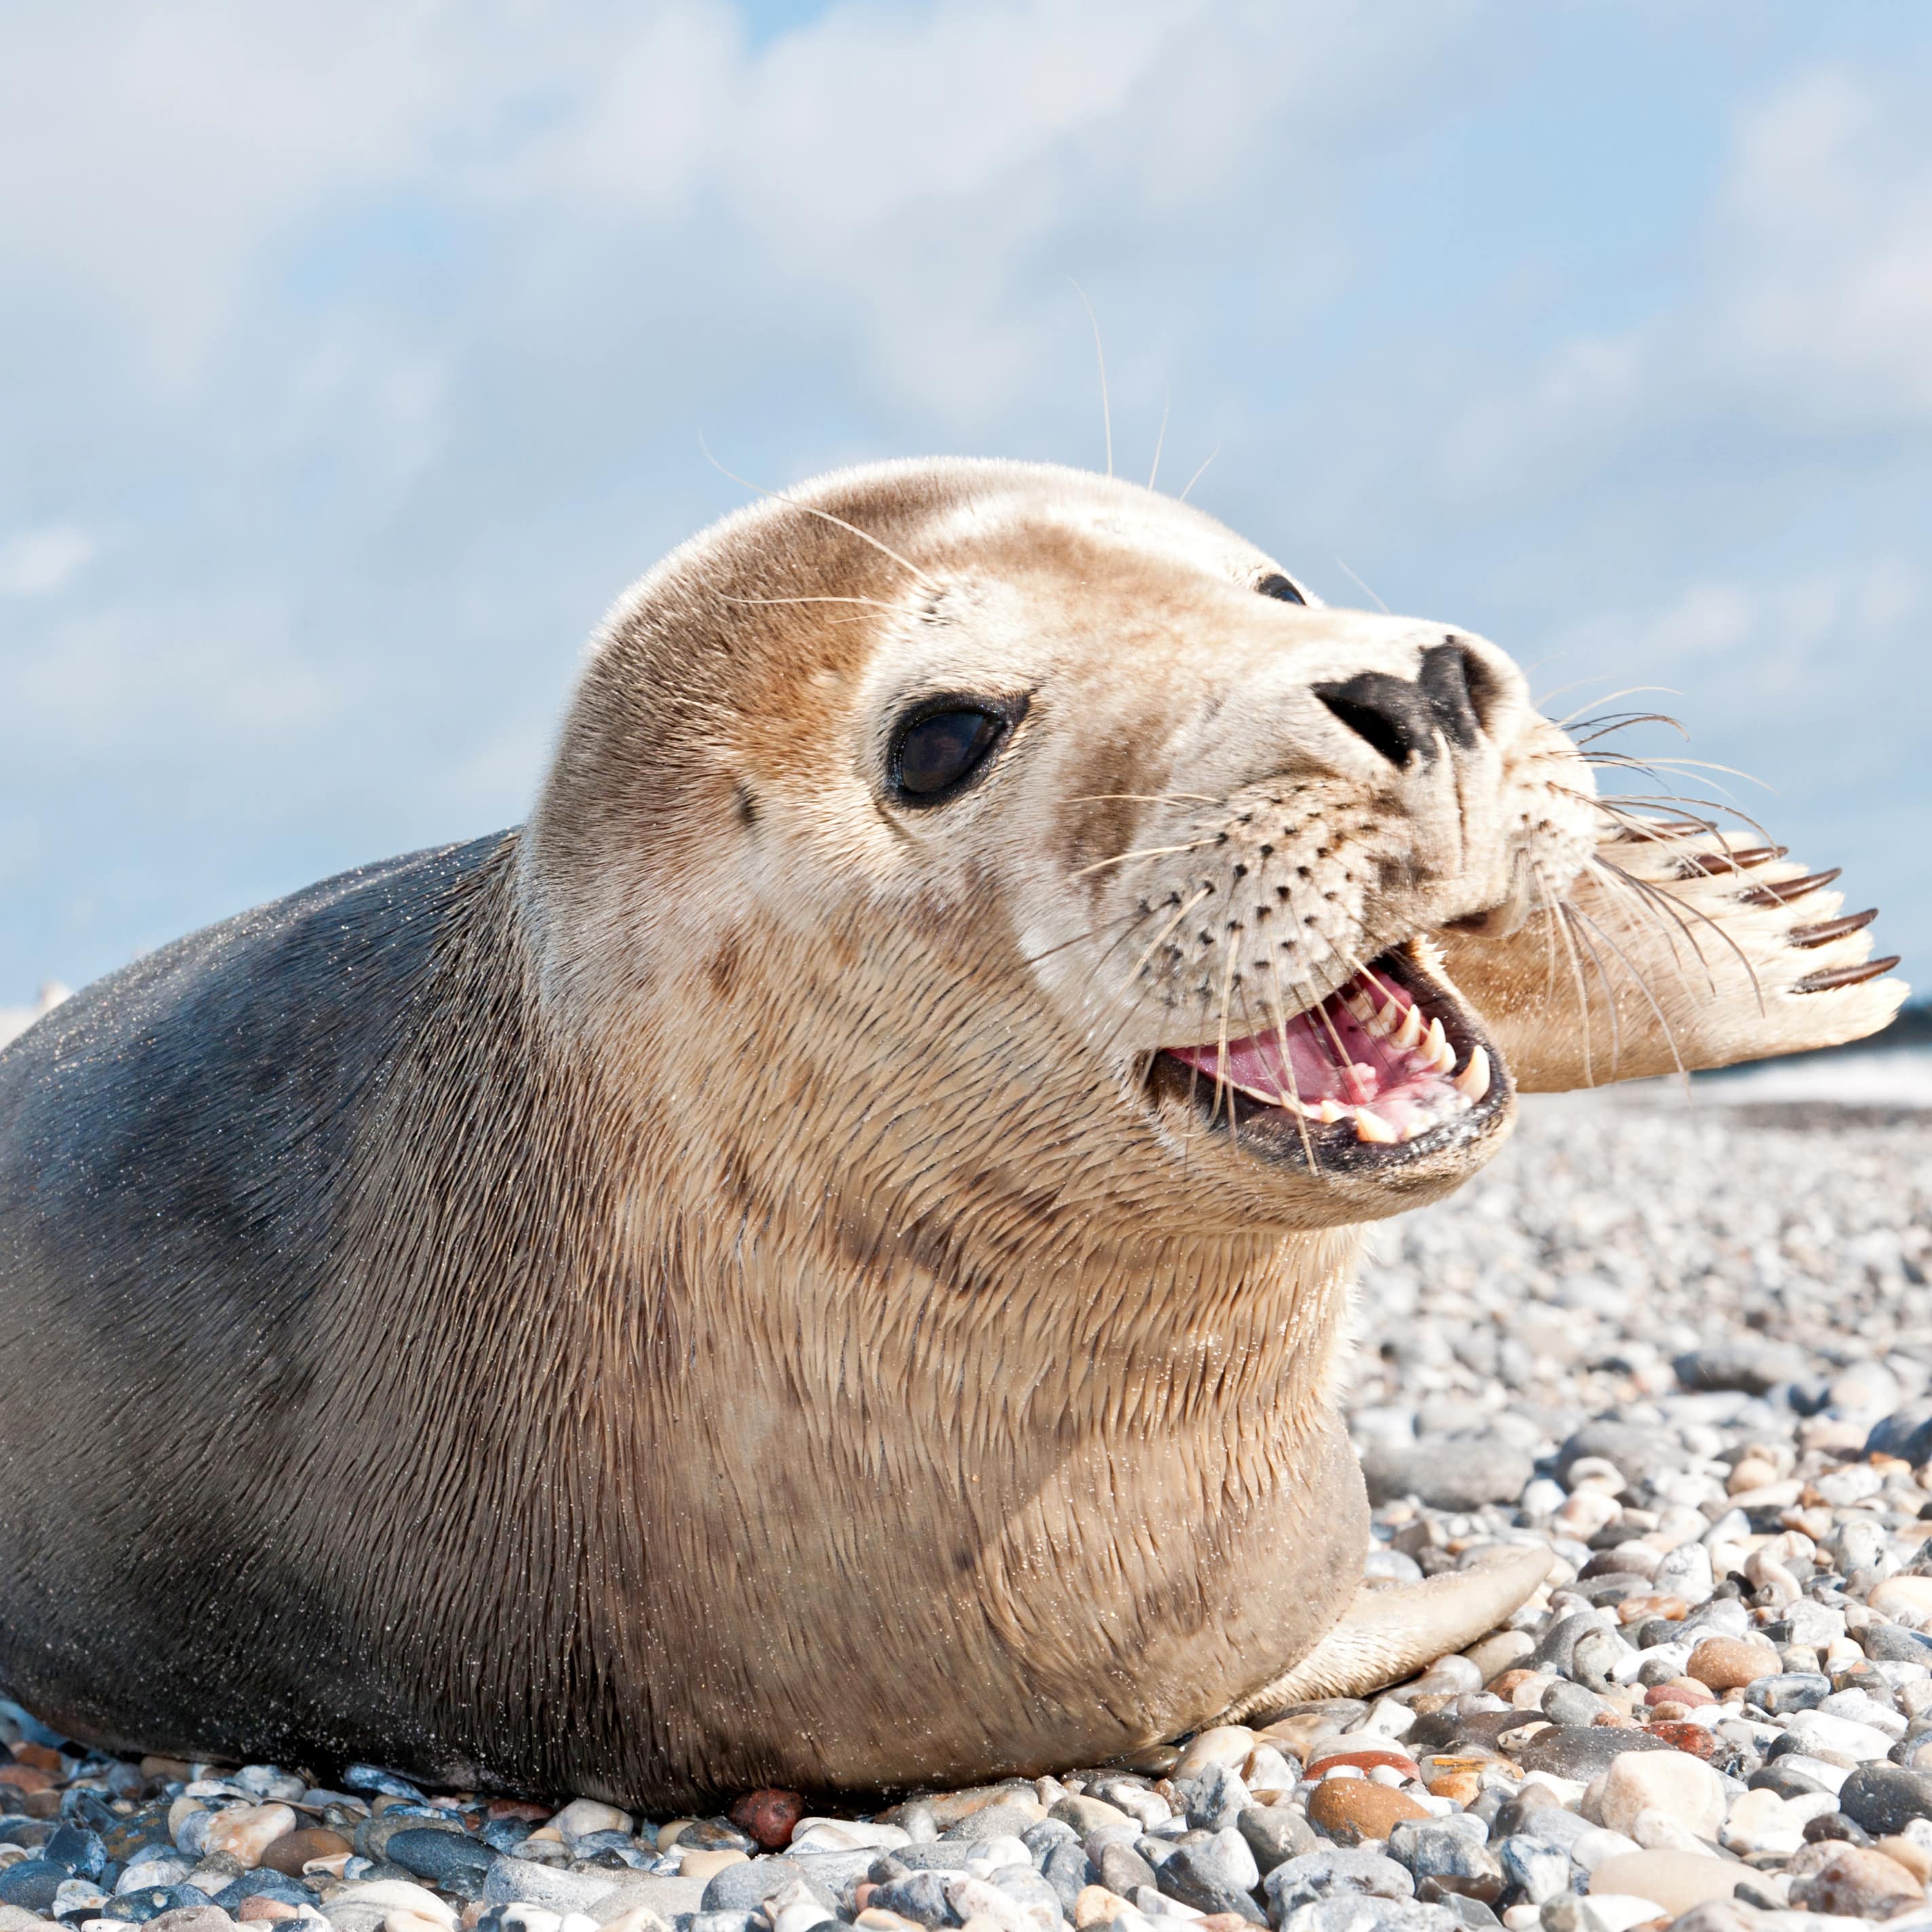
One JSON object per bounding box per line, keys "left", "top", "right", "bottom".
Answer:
{"left": 235, "top": 1901, "right": 298, "bottom": 1924}
{"left": 140, "top": 1755, "right": 196, "bottom": 1782}
{"left": 1193, "top": 1918, "right": 1257, "bottom": 1932}
{"left": 1790, "top": 1845, "right": 1924, "bottom": 1918}
{"left": 1307, "top": 1778, "right": 1431, "bottom": 1844}
{"left": 1878, "top": 1837, "right": 1932, "bottom": 1885}
{"left": 1488, "top": 1669, "right": 1539, "bottom": 1698}
{"left": 18, "top": 1790, "right": 60, "bottom": 1819}
{"left": 1646, "top": 1678, "right": 1714, "bottom": 1708}
{"left": 10, "top": 1743, "right": 62, "bottom": 1774}
{"left": 1642, "top": 1721, "right": 1717, "bottom": 1759}
{"left": 486, "top": 1798, "right": 551, "bottom": 1823}
{"left": 728, "top": 1787, "right": 807, "bottom": 1851}
{"left": 260, "top": 1826, "right": 353, "bottom": 1877}
{"left": 1616, "top": 1594, "right": 1688, "bottom": 1626}
{"left": 1685, "top": 1638, "right": 1771, "bottom": 1691}
{"left": 0, "top": 1763, "right": 54, "bottom": 1794}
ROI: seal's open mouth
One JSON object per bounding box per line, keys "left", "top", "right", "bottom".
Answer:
{"left": 1150, "top": 942, "right": 1507, "bottom": 1166}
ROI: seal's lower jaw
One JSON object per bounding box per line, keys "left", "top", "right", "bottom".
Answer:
{"left": 1146, "top": 940, "right": 1512, "bottom": 1182}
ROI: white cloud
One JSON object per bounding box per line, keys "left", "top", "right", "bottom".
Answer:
{"left": 0, "top": 524, "right": 95, "bottom": 596}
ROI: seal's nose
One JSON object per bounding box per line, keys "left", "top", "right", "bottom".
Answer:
{"left": 1313, "top": 641, "right": 1495, "bottom": 770}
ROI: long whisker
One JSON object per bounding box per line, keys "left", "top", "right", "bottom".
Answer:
{"left": 1123, "top": 886, "right": 1214, "bottom": 988}
{"left": 701, "top": 438, "right": 938, "bottom": 587}
{"left": 1018, "top": 903, "right": 1151, "bottom": 971}
{"left": 717, "top": 593, "right": 903, "bottom": 611}
{"left": 1178, "top": 446, "right": 1220, "bottom": 503}
{"left": 1543, "top": 870, "right": 1596, "bottom": 1087}
{"left": 1264, "top": 949, "right": 1321, "bottom": 1172}
{"left": 1566, "top": 896, "right": 1692, "bottom": 1089}
{"left": 1570, "top": 712, "right": 1689, "bottom": 746}
{"left": 1067, "top": 792, "right": 1222, "bottom": 806}
{"left": 1069, "top": 278, "right": 1113, "bottom": 480}
{"left": 1549, "top": 684, "right": 1682, "bottom": 729}
{"left": 1070, "top": 840, "right": 1215, "bottom": 880}
{"left": 1147, "top": 390, "right": 1170, "bottom": 493}
{"left": 1332, "top": 556, "right": 1391, "bottom": 615}
{"left": 1556, "top": 891, "right": 1623, "bottom": 1077}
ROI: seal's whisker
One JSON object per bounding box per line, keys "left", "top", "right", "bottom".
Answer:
{"left": 700, "top": 439, "right": 938, "bottom": 587}
{"left": 717, "top": 593, "right": 903, "bottom": 611}
{"left": 1069, "top": 277, "right": 1113, "bottom": 480}
{"left": 1555, "top": 891, "right": 1623, "bottom": 1077}
{"left": 1068, "top": 792, "right": 1222, "bottom": 807}
{"left": 1589, "top": 854, "right": 1766, "bottom": 1012}
{"left": 1178, "top": 446, "right": 1219, "bottom": 503}
{"left": 1070, "top": 840, "right": 1214, "bottom": 880}
{"left": 1147, "top": 391, "right": 1170, "bottom": 493}
{"left": 1332, "top": 556, "right": 1391, "bottom": 616}
{"left": 1543, "top": 868, "right": 1596, "bottom": 1086}
{"left": 1565, "top": 896, "right": 1694, "bottom": 1089}
{"left": 1122, "top": 885, "right": 1214, "bottom": 990}
{"left": 1569, "top": 711, "right": 1690, "bottom": 746}
{"left": 1019, "top": 904, "right": 1151, "bottom": 971}
{"left": 1263, "top": 950, "right": 1321, "bottom": 1172}
{"left": 1547, "top": 683, "right": 1682, "bottom": 729}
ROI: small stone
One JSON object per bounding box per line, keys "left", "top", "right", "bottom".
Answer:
{"left": 1076, "top": 1886, "right": 1132, "bottom": 1930}
{"left": 1264, "top": 1849, "right": 1414, "bottom": 1918}
{"left": 261, "top": 1830, "right": 353, "bottom": 1878}
{"left": 1650, "top": 1547, "right": 1714, "bottom": 1608}
{"left": 1783, "top": 1709, "right": 1899, "bottom": 1762}
{"left": 146, "top": 1911, "right": 239, "bottom": 1932}
{"left": 676, "top": 1851, "right": 748, "bottom": 1883}
{"left": 1593, "top": 1753, "right": 1726, "bottom": 1842}
{"left": 1788, "top": 1844, "right": 1925, "bottom": 1918}
{"left": 1511, "top": 1731, "right": 1672, "bottom": 1783}
{"left": 1361, "top": 1437, "right": 1536, "bottom": 1513}
{"left": 1176, "top": 1731, "right": 1257, "bottom": 1779}
{"left": 1837, "top": 1765, "right": 1932, "bottom": 1838}
{"left": 1099, "top": 1844, "right": 1159, "bottom": 1897}
{"left": 1307, "top": 1752, "right": 1422, "bottom": 1785}
{"left": 383, "top": 1832, "right": 496, "bottom": 1899}
{"left": 1308, "top": 1784, "right": 1431, "bottom": 1847}
{"left": 236, "top": 1902, "right": 298, "bottom": 1924}
{"left": 205, "top": 1809, "right": 298, "bottom": 1872}
{"left": 1585, "top": 1851, "right": 1743, "bottom": 1916}
{"left": 1684, "top": 1641, "right": 1771, "bottom": 1693}
{"left": 698, "top": 1860, "right": 836, "bottom": 1918}
{"left": 726, "top": 1792, "right": 805, "bottom": 1853}
{"left": 1160, "top": 1828, "right": 1259, "bottom": 1899}
{"left": 1494, "top": 1838, "right": 1573, "bottom": 1907}
{"left": 1056, "top": 1800, "right": 1135, "bottom": 1838}
{"left": 1237, "top": 1809, "right": 1315, "bottom": 1876}
{"left": 1871, "top": 1577, "right": 1932, "bottom": 1628}
{"left": 1386, "top": 1825, "right": 1500, "bottom": 1890}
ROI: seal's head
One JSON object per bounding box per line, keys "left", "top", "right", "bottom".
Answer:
{"left": 525, "top": 460, "right": 1596, "bottom": 1244}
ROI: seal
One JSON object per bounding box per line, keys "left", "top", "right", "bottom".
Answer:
{"left": 0, "top": 459, "right": 1906, "bottom": 1805}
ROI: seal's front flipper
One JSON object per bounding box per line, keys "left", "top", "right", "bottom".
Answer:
{"left": 1217, "top": 1542, "right": 1551, "bottom": 1720}
{"left": 1436, "top": 824, "right": 1908, "bottom": 1091}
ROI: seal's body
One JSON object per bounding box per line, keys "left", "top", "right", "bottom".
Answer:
{"left": 0, "top": 461, "right": 1903, "bottom": 1803}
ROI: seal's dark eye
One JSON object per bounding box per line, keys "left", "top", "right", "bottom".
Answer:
{"left": 1257, "top": 572, "right": 1306, "bottom": 606}
{"left": 891, "top": 706, "right": 1007, "bottom": 804}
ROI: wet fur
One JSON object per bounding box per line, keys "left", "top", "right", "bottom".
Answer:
{"left": 0, "top": 461, "right": 1905, "bottom": 1804}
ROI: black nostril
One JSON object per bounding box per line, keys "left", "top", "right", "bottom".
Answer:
{"left": 1418, "top": 639, "right": 1496, "bottom": 748}
{"left": 1311, "top": 672, "right": 1435, "bottom": 769}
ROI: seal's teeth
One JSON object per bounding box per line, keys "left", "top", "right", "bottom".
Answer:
{"left": 1368, "top": 999, "right": 1401, "bottom": 1039}
{"left": 1452, "top": 1045, "right": 1490, "bottom": 1101}
{"left": 1313, "top": 1099, "right": 1349, "bottom": 1124}
{"left": 1341, "top": 991, "right": 1377, "bottom": 1026}
{"left": 1354, "top": 1107, "right": 1398, "bottom": 1144}
{"left": 1391, "top": 1003, "right": 1425, "bottom": 1052}
{"left": 1423, "top": 1017, "right": 1453, "bottom": 1071}
{"left": 1399, "top": 1112, "right": 1432, "bottom": 1142}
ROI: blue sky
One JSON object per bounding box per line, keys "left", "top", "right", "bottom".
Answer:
{"left": 3, "top": 1, "right": 1929, "bottom": 998}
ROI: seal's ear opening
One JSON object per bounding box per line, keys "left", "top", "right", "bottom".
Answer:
{"left": 887, "top": 693, "right": 1028, "bottom": 807}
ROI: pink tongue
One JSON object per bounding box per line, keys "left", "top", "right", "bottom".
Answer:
{"left": 1170, "top": 1017, "right": 1378, "bottom": 1104}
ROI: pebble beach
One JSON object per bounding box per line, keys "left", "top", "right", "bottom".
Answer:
{"left": 4, "top": 1061, "right": 1932, "bottom": 1932}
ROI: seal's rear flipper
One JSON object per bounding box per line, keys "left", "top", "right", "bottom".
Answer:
{"left": 1217, "top": 1541, "right": 1551, "bottom": 1720}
